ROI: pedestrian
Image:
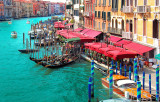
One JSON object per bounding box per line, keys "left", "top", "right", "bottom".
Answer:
{"left": 140, "top": 59, "right": 144, "bottom": 71}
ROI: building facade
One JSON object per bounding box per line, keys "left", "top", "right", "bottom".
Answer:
{"left": 0, "top": 1, "right": 4, "bottom": 18}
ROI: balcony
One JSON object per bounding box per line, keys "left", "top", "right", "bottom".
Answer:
{"left": 123, "top": 6, "right": 133, "bottom": 13}
{"left": 137, "top": 5, "right": 151, "bottom": 13}
{"left": 112, "top": 8, "right": 118, "bottom": 12}
{"left": 108, "top": 27, "right": 122, "bottom": 35}
{"left": 122, "top": 31, "right": 133, "bottom": 40}
{"left": 83, "top": 11, "right": 92, "bottom": 18}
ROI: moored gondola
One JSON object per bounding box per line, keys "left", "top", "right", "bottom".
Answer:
{"left": 18, "top": 49, "right": 38, "bottom": 53}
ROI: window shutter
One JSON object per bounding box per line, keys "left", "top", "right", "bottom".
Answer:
{"left": 104, "top": 12, "right": 106, "bottom": 20}
{"left": 102, "top": 11, "right": 103, "bottom": 18}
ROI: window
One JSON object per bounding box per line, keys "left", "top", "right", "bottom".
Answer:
{"left": 103, "top": 12, "right": 106, "bottom": 20}
{"left": 153, "top": 19, "right": 158, "bottom": 39}
{"left": 134, "top": 0, "right": 137, "bottom": 7}
{"left": 109, "top": 0, "right": 111, "bottom": 6}
{"left": 96, "top": 0, "right": 97, "bottom": 6}
{"left": 143, "top": 19, "right": 146, "bottom": 36}
{"left": 103, "top": 0, "right": 106, "bottom": 6}
{"left": 98, "top": 11, "right": 100, "bottom": 18}
{"left": 156, "top": 0, "right": 159, "bottom": 6}
{"left": 130, "top": 20, "right": 133, "bottom": 32}
{"left": 95, "top": 11, "right": 97, "bottom": 17}
{"left": 112, "top": 0, "right": 118, "bottom": 11}
{"left": 102, "top": 22, "right": 106, "bottom": 30}
{"left": 121, "top": 0, "right": 125, "bottom": 8}
{"left": 74, "top": 10, "right": 79, "bottom": 16}
{"left": 144, "top": 0, "right": 147, "bottom": 5}
{"left": 134, "top": 18, "right": 137, "bottom": 34}
{"left": 107, "top": 12, "right": 111, "bottom": 21}
{"left": 99, "top": 0, "right": 101, "bottom": 6}
{"left": 99, "top": 22, "right": 100, "bottom": 29}
{"left": 112, "top": 19, "right": 114, "bottom": 28}
{"left": 102, "top": 11, "right": 104, "bottom": 18}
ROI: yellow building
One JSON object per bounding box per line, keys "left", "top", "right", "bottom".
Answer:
{"left": 94, "top": 0, "right": 111, "bottom": 32}
{"left": 109, "top": 0, "right": 160, "bottom": 58}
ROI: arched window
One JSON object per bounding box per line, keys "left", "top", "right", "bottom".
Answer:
{"left": 115, "top": 19, "right": 118, "bottom": 28}
{"left": 122, "top": 19, "right": 124, "bottom": 30}
{"left": 112, "top": 19, "right": 114, "bottom": 28}
{"left": 153, "top": 19, "right": 158, "bottom": 39}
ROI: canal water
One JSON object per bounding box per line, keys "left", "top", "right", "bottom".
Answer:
{"left": 0, "top": 16, "right": 118, "bottom": 102}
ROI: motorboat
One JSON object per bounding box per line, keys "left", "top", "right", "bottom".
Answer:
{"left": 8, "top": 21, "right": 12, "bottom": 24}
{"left": 26, "top": 20, "right": 30, "bottom": 24}
{"left": 11, "top": 31, "right": 17, "bottom": 38}
{"left": 101, "top": 75, "right": 152, "bottom": 101}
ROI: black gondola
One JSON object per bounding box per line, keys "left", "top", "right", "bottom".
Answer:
{"left": 18, "top": 49, "right": 38, "bottom": 53}
{"left": 42, "top": 57, "right": 78, "bottom": 68}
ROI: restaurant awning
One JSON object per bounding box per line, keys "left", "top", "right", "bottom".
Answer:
{"left": 74, "top": 28, "right": 84, "bottom": 32}
{"left": 81, "top": 29, "right": 91, "bottom": 34}
{"left": 65, "top": 23, "right": 73, "bottom": 27}
{"left": 108, "top": 36, "right": 122, "bottom": 43}
{"left": 114, "top": 40, "right": 132, "bottom": 47}
{"left": 65, "top": 37, "right": 81, "bottom": 42}
{"left": 123, "top": 42, "right": 154, "bottom": 55}
{"left": 83, "top": 30, "right": 102, "bottom": 38}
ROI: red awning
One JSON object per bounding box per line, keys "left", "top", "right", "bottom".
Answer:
{"left": 65, "top": 23, "right": 73, "bottom": 27}
{"left": 81, "top": 29, "right": 91, "bottom": 34}
{"left": 107, "top": 50, "right": 137, "bottom": 60}
{"left": 54, "top": 24, "right": 65, "bottom": 28}
{"left": 74, "top": 28, "right": 84, "bottom": 32}
{"left": 123, "top": 42, "right": 154, "bottom": 55}
{"left": 83, "top": 30, "right": 102, "bottom": 38}
{"left": 108, "top": 36, "right": 122, "bottom": 43}
{"left": 114, "top": 40, "right": 132, "bottom": 47}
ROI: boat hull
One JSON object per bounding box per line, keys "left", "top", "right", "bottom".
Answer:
{"left": 18, "top": 49, "right": 38, "bottom": 53}
{"left": 101, "top": 78, "right": 125, "bottom": 97}
{"left": 11, "top": 34, "right": 17, "bottom": 38}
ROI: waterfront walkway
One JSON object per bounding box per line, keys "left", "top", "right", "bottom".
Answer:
{"left": 81, "top": 54, "right": 157, "bottom": 94}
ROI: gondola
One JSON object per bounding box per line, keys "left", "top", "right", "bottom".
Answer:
{"left": 42, "top": 57, "right": 78, "bottom": 68}
{"left": 29, "top": 57, "right": 43, "bottom": 63}
{"left": 18, "top": 49, "right": 38, "bottom": 53}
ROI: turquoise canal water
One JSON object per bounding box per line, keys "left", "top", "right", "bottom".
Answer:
{"left": 0, "top": 16, "right": 118, "bottom": 102}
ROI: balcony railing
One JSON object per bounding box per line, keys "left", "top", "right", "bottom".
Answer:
{"left": 123, "top": 6, "right": 133, "bottom": 13}
{"left": 83, "top": 11, "right": 92, "bottom": 18}
{"left": 5, "top": 5, "right": 13, "bottom": 9}
{"left": 112, "top": 8, "right": 118, "bottom": 12}
{"left": 137, "top": 5, "right": 151, "bottom": 13}
{"left": 108, "top": 27, "right": 122, "bottom": 35}
{"left": 122, "top": 31, "right": 133, "bottom": 40}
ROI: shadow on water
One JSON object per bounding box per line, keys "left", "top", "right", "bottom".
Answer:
{"left": 39, "top": 67, "right": 46, "bottom": 71}
{"left": 44, "top": 68, "right": 58, "bottom": 75}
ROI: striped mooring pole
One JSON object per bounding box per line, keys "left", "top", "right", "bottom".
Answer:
{"left": 91, "top": 60, "right": 94, "bottom": 97}
{"left": 129, "top": 66, "right": 131, "bottom": 80}
{"left": 88, "top": 77, "right": 92, "bottom": 102}
{"left": 137, "top": 81, "right": 141, "bottom": 102}
{"left": 134, "top": 58, "right": 138, "bottom": 82}
{"left": 120, "top": 63, "right": 122, "bottom": 75}
{"left": 149, "top": 74, "right": 151, "bottom": 94}
{"left": 109, "top": 60, "right": 113, "bottom": 99}
{"left": 156, "top": 64, "right": 159, "bottom": 101}
{"left": 124, "top": 65, "right": 127, "bottom": 77}
{"left": 116, "top": 62, "right": 117, "bottom": 74}
{"left": 143, "top": 71, "right": 145, "bottom": 90}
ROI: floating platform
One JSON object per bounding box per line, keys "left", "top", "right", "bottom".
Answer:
{"left": 99, "top": 98, "right": 132, "bottom": 102}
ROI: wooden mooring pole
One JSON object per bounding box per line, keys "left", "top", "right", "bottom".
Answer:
{"left": 23, "top": 33, "right": 25, "bottom": 44}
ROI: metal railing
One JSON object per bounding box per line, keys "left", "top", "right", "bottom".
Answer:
{"left": 123, "top": 6, "right": 133, "bottom": 13}
{"left": 122, "top": 31, "right": 133, "bottom": 40}
{"left": 137, "top": 5, "right": 151, "bottom": 13}
{"left": 108, "top": 27, "right": 122, "bottom": 35}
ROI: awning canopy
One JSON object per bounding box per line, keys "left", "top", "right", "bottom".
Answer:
{"left": 81, "top": 29, "right": 91, "bottom": 34}
{"left": 114, "top": 40, "right": 132, "bottom": 47}
{"left": 83, "top": 30, "right": 102, "bottom": 38}
{"left": 123, "top": 42, "right": 154, "bottom": 55}
{"left": 65, "top": 23, "right": 73, "bottom": 27}
{"left": 54, "top": 24, "right": 65, "bottom": 28}
{"left": 65, "top": 37, "right": 81, "bottom": 42}
{"left": 74, "top": 28, "right": 84, "bottom": 32}
{"left": 108, "top": 36, "right": 122, "bottom": 43}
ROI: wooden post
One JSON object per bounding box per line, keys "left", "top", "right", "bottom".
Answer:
{"left": 30, "top": 33, "right": 31, "bottom": 48}
{"left": 23, "top": 33, "right": 25, "bottom": 44}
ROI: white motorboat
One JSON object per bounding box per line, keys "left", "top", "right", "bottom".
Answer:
{"left": 26, "top": 20, "right": 30, "bottom": 24}
{"left": 8, "top": 21, "right": 12, "bottom": 24}
{"left": 11, "top": 31, "right": 17, "bottom": 38}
